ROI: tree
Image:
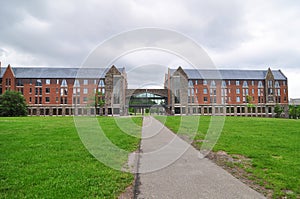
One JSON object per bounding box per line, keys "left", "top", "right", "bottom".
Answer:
{"left": 289, "top": 105, "right": 300, "bottom": 119}
{"left": 274, "top": 104, "right": 283, "bottom": 118}
{"left": 246, "top": 95, "right": 255, "bottom": 116}
{"left": 0, "top": 90, "right": 27, "bottom": 116}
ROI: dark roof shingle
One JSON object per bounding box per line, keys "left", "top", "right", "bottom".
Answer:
{"left": 7, "top": 67, "right": 124, "bottom": 79}
{"left": 170, "top": 69, "right": 287, "bottom": 80}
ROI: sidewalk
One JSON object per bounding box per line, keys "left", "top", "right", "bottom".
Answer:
{"left": 136, "top": 116, "right": 265, "bottom": 199}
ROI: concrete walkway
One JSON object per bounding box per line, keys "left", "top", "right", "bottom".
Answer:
{"left": 136, "top": 116, "right": 265, "bottom": 199}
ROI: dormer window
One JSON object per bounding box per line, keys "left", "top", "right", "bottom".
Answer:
{"left": 98, "top": 80, "right": 105, "bottom": 87}
{"left": 36, "top": 79, "right": 42, "bottom": 86}
{"left": 61, "top": 79, "right": 67, "bottom": 87}
{"left": 210, "top": 80, "right": 216, "bottom": 87}
{"left": 275, "top": 81, "right": 280, "bottom": 88}
{"left": 74, "top": 80, "right": 80, "bottom": 87}
{"left": 243, "top": 81, "right": 248, "bottom": 87}
{"left": 222, "top": 80, "right": 226, "bottom": 87}
{"left": 258, "top": 81, "right": 263, "bottom": 88}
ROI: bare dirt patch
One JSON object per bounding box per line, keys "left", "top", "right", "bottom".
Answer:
{"left": 206, "top": 150, "right": 273, "bottom": 198}
{"left": 118, "top": 185, "right": 134, "bottom": 199}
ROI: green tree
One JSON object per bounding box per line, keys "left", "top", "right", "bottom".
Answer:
{"left": 274, "top": 104, "right": 283, "bottom": 118}
{"left": 246, "top": 95, "right": 255, "bottom": 116}
{"left": 0, "top": 90, "right": 27, "bottom": 116}
{"left": 289, "top": 105, "right": 300, "bottom": 119}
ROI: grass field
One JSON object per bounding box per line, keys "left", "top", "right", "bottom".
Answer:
{"left": 0, "top": 116, "right": 142, "bottom": 198}
{"left": 156, "top": 116, "right": 300, "bottom": 198}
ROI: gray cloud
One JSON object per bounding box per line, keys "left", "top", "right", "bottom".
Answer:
{"left": 0, "top": 0, "right": 299, "bottom": 97}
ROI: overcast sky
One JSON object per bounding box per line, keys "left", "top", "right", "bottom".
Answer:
{"left": 0, "top": 0, "right": 299, "bottom": 98}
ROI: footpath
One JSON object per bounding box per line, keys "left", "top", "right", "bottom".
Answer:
{"left": 135, "top": 116, "right": 265, "bottom": 199}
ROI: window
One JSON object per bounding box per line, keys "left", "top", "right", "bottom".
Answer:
{"left": 212, "top": 89, "right": 216, "bottom": 95}
{"left": 56, "top": 97, "right": 58, "bottom": 102}
{"left": 258, "top": 81, "right": 263, "bottom": 88}
{"left": 94, "top": 80, "right": 97, "bottom": 85}
{"left": 17, "top": 79, "right": 23, "bottom": 86}
{"left": 36, "top": 79, "right": 42, "bottom": 86}
{"left": 243, "top": 81, "right": 248, "bottom": 87}
{"left": 222, "top": 80, "right": 226, "bottom": 87}
{"left": 61, "top": 88, "right": 68, "bottom": 95}
{"left": 56, "top": 88, "right": 59, "bottom": 93}
{"left": 56, "top": 79, "right": 59, "bottom": 84}
{"left": 35, "top": 88, "right": 39, "bottom": 95}
{"left": 236, "top": 80, "right": 240, "bottom": 86}
{"left": 268, "top": 80, "right": 273, "bottom": 87}
{"left": 243, "top": 89, "right": 249, "bottom": 95}
{"left": 29, "top": 97, "right": 32, "bottom": 103}
{"left": 203, "top": 80, "right": 207, "bottom": 85}
{"left": 83, "top": 97, "right": 88, "bottom": 102}
{"left": 61, "top": 79, "right": 67, "bottom": 87}
{"left": 204, "top": 97, "right": 208, "bottom": 102}
{"left": 268, "top": 88, "right": 273, "bottom": 95}
{"left": 29, "top": 88, "right": 32, "bottom": 94}
{"left": 236, "top": 96, "right": 240, "bottom": 102}
{"left": 228, "top": 80, "right": 231, "bottom": 85}
{"left": 195, "top": 80, "right": 198, "bottom": 85}
{"left": 210, "top": 80, "right": 216, "bottom": 87}
{"left": 275, "top": 81, "right": 280, "bottom": 88}
{"left": 113, "top": 93, "right": 120, "bottom": 104}
{"left": 188, "top": 80, "right": 193, "bottom": 87}
{"left": 45, "top": 88, "right": 50, "bottom": 93}
{"left": 236, "top": 88, "right": 240, "bottom": 94}
{"left": 46, "top": 79, "right": 51, "bottom": 84}
{"left": 83, "top": 80, "right": 88, "bottom": 85}
{"left": 277, "top": 89, "right": 281, "bottom": 96}
{"left": 45, "top": 97, "right": 50, "bottom": 102}
{"left": 252, "top": 89, "right": 255, "bottom": 94}
{"left": 251, "top": 81, "right": 254, "bottom": 86}
{"left": 98, "top": 80, "right": 105, "bottom": 87}
{"left": 60, "top": 97, "right": 68, "bottom": 104}
{"left": 210, "top": 96, "right": 216, "bottom": 103}
{"left": 74, "top": 80, "right": 80, "bottom": 87}
{"left": 203, "top": 88, "right": 208, "bottom": 94}
{"left": 283, "top": 81, "right": 286, "bottom": 86}
{"left": 83, "top": 88, "right": 88, "bottom": 94}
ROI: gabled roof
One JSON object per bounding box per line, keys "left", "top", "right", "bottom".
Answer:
{"left": 169, "top": 68, "right": 287, "bottom": 80}
{"left": 1, "top": 67, "right": 125, "bottom": 79}
{"left": 0, "top": 68, "right": 6, "bottom": 78}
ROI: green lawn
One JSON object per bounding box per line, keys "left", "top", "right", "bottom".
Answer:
{"left": 0, "top": 116, "right": 142, "bottom": 198}
{"left": 155, "top": 116, "right": 300, "bottom": 198}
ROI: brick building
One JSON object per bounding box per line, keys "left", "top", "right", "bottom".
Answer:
{"left": 0, "top": 63, "right": 289, "bottom": 117}
{"left": 0, "top": 64, "right": 127, "bottom": 116}
{"left": 165, "top": 67, "right": 289, "bottom": 117}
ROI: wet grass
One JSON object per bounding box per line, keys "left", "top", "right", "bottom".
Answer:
{"left": 0, "top": 116, "right": 142, "bottom": 198}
